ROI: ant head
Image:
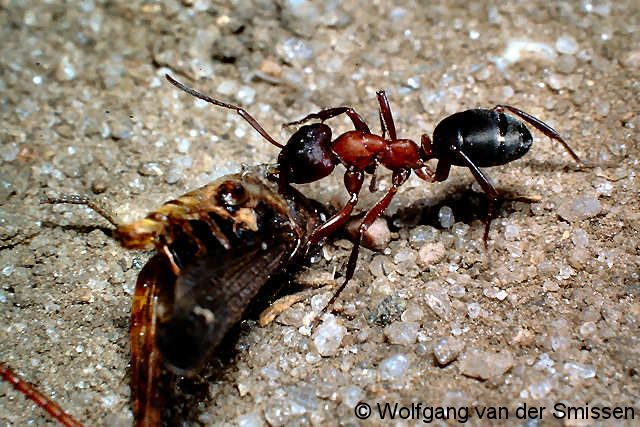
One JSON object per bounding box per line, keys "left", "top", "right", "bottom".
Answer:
{"left": 420, "top": 134, "right": 434, "bottom": 159}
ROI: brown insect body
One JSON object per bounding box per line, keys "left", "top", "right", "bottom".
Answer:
{"left": 24, "top": 165, "right": 326, "bottom": 426}
{"left": 125, "top": 165, "right": 326, "bottom": 425}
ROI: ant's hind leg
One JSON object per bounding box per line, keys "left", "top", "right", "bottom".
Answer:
{"left": 285, "top": 107, "right": 371, "bottom": 133}
{"left": 451, "top": 148, "right": 500, "bottom": 245}
{"left": 493, "top": 105, "right": 585, "bottom": 166}
{"left": 165, "top": 74, "right": 283, "bottom": 148}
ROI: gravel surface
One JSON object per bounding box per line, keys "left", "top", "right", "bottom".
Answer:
{"left": 1, "top": 1, "right": 639, "bottom": 426}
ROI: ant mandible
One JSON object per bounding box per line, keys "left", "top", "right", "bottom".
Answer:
{"left": 165, "top": 74, "right": 583, "bottom": 313}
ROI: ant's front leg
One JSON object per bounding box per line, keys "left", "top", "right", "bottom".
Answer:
{"left": 304, "top": 169, "right": 364, "bottom": 252}
{"left": 376, "top": 90, "right": 397, "bottom": 141}
{"left": 320, "top": 169, "right": 410, "bottom": 315}
{"left": 285, "top": 107, "right": 371, "bottom": 133}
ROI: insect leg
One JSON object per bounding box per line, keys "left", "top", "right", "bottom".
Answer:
{"left": 414, "top": 164, "right": 436, "bottom": 182}
{"left": 493, "top": 105, "right": 585, "bottom": 165}
{"left": 0, "top": 362, "right": 82, "bottom": 427}
{"left": 284, "top": 107, "right": 370, "bottom": 133}
{"left": 376, "top": 90, "right": 397, "bottom": 141}
{"left": 258, "top": 285, "right": 334, "bottom": 326}
{"left": 304, "top": 169, "right": 364, "bottom": 250}
{"left": 165, "top": 74, "right": 284, "bottom": 148}
{"left": 320, "top": 169, "right": 410, "bottom": 315}
{"left": 41, "top": 195, "right": 120, "bottom": 227}
{"left": 451, "top": 146, "right": 500, "bottom": 245}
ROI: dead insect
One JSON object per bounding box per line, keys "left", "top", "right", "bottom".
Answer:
{"left": 165, "top": 75, "right": 584, "bottom": 315}
{"left": 34, "top": 165, "right": 326, "bottom": 425}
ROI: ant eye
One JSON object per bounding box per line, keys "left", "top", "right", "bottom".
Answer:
{"left": 216, "top": 181, "right": 248, "bottom": 208}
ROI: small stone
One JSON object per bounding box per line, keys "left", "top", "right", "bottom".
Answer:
{"left": 312, "top": 314, "right": 346, "bottom": 356}
{"left": 620, "top": 49, "right": 640, "bottom": 69}
{"left": 1, "top": 143, "right": 19, "bottom": 162}
{"left": 237, "top": 412, "right": 265, "bottom": 427}
{"left": 571, "top": 228, "right": 589, "bottom": 247}
{"left": 384, "top": 321, "right": 419, "bottom": 345}
{"left": 338, "top": 385, "right": 364, "bottom": 407}
{"left": 278, "top": 38, "right": 314, "bottom": 63}
{"left": 368, "top": 296, "right": 405, "bottom": 326}
{"left": 424, "top": 285, "right": 451, "bottom": 319}
{"left": 579, "top": 321, "right": 597, "bottom": 337}
{"left": 401, "top": 304, "right": 424, "bottom": 322}
{"left": 346, "top": 217, "right": 390, "bottom": 250}
{"left": 433, "top": 337, "right": 465, "bottom": 365}
{"left": 409, "top": 225, "right": 439, "bottom": 245}
{"left": 91, "top": 179, "right": 108, "bottom": 194}
{"left": 438, "top": 206, "right": 455, "bottom": 228}
{"left": 504, "top": 224, "right": 520, "bottom": 241}
{"left": 557, "top": 195, "right": 601, "bottom": 222}
{"left": 563, "top": 362, "right": 596, "bottom": 380}
{"left": 459, "top": 349, "right": 514, "bottom": 380}
{"left": 417, "top": 241, "right": 447, "bottom": 268}
{"left": 56, "top": 55, "right": 77, "bottom": 81}
{"left": 138, "top": 162, "right": 163, "bottom": 176}
{"left": 529, "top": 381, "right": 552, "bottom": 399}
{"left": 379, "top": 354, "right": 410, "bottom": 381}
{"left": 467, "top": 302, "right": 482, "bottom": 319}
{"left": 556, "top": 35, "right": 579, "bottom": 55}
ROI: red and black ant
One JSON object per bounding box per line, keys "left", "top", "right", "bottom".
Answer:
{"left": 166, "top": 74, "right": 584, "bottom": 313}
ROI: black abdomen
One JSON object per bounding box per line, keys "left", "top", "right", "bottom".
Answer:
{"left": 432, "top": 109, "right": 533, "bottom": 167}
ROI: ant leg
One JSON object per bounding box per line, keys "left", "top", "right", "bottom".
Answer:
{"left": 321, "top": 169, "right": 410, "bottom": 315}
{"left": 42, "top": 195, "right": 119, "bottom": 227}
{"left": 378, "top": 109, "right": 387, "bottom": 139}
{"left": 451, "top": 147, "right": 500, "bottom": 245}
{"left": 165, "top": 74, "right": 283, "bottom": 148}
{"left": 365, "top": 163, "right": 378, "bottom": 192}
{"left": 376, "top": 90, "right": 397, "bottom": 141}
{"left": 493, "top": 105, "right": 584, "bottom": 165}
{"left": 304, "top": 169, "right": 364, "bottom": 250}
{"left": 0, "top": 362, "right": 82, "bottom": 427}
{"left": 434, "top": 159, "right": 452, "bottom": 182}
{"left": 285, "top": 107, "right": 370, "bottom": 133}
{"left": 414, "top": 164, "right": 436, "bottom": 182}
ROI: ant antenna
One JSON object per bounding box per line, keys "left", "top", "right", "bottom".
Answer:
{"left": 165, "top": 74, "right": 284, "bottom": 149}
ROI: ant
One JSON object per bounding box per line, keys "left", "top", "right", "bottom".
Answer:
{"left": 166, "top": 74, "right": 584, "bottom": 314}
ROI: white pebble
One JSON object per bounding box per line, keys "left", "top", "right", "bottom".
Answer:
{"left": 433, "top": 337, "right": 465, "bottom": 365}
{"left": 504, "top": 224, "right": 520, "bottom": 241}
{"left": 379, "top": 354, "right": 410, "bottom": 380}
{"left": 438, "top": 206, "right": 455, "bottom": 228}
{"left": 564, "top": 362, "right": 596, "bottom": 380}
{"left": 557, "top": 195, "right": 601, "bottom": 222}
{"left": 401, "top": 304, "right": 424, "bottom": 322}
{"left": 459, "top": 349, "right": 514, "bottom": 380}
{"left": 339, "top": 385, "right": 364, "bottom": 407}
{"left": 556, "top": 35, "right": 579, "bottom": 55}
{"left": 467, "top": 302, "right": 481, "bottom": 319}
{"left": 384, "top": 321, "right": 419, "bottom": 345}
{"left": 312, "top": 314, "right": 346, "bottom": 356}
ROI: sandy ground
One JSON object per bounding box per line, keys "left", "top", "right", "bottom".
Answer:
{"left": 1, "top": 1, "right": 639, "bottom": 426}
